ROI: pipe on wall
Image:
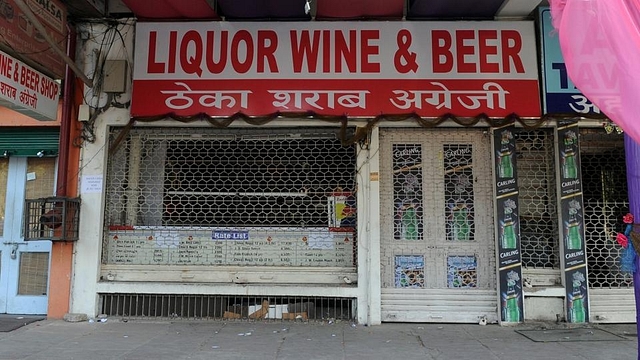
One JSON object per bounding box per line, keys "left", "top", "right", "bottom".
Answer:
{"left": 57, "top": 24, "right": 76, "bottom": 197}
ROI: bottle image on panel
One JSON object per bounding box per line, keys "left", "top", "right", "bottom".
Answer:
{"left": 402, "top": 201, "right": 419, "bottom": 241}
{"left": 565, "top": 200, "right": 582, "bottom": 250}
{"left": 502, "top": 271, "right": 521, "bottom": 322}
{"left": 401, "top": 173, "right": 420, "bottom": 241}
{"left": 452, "top": 203, "right": 470, "bottom": 241}
{"left": 562, "top": 150, "right": 578, "bottom": 179}
{"left": 501, "top": 199, "right": 518, "bottom": 249}
{"left": 561, "top": 130, "right": 578, "bottom": 180}
{"left": 498, "top": 150, "right": 514, "bottom": 178}
{"left": 569, "top": 272, "right": 586, "bottom": 323}
{"left": 497, "top": 130, "right": 514, "bottom": 178}
{"left": 450, "top": 173, "right": 472, "bottom": 242}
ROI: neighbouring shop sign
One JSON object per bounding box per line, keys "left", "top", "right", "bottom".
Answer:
{"left": 131, "top": 21, "right": 541, "bottom": 118}
{"left": 0, "top": 49, "right": 60, "bottom": 121}
{"left": 0, "top": 0, "right": 67, "bottom": 79}
{"left": 539, "top": 7, "right": 601, "bottom": 115}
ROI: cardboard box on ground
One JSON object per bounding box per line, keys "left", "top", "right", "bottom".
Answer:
{"left": 223, "top": 301, "right": 319, "bottom": 320}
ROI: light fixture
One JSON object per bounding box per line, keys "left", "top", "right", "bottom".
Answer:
{"left": 304, "top": 0, "right": 311, "bottom": 14}
{"left": 603, "top": 120, "right": 623, "bottom": 135}
{"left": 37, "top": 150, "right": 45, "bottom": 158}
{"left": 2, "top": 150, "right": 9, "bottom": 158}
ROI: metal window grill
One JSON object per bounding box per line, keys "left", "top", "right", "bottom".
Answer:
{"left": 103, "top": 127, "right": 358, "bottom": 267}
{"left": 580, "top": 129, "right": 630, "bottom": 288}
{"left": 24, "top": 197, "right": 81, "bottom": 241}
{"left": 516, "top": 129, "right": 560, "bottom": 269}
{"left": 443, "top": 144, "right": 475, "bottom": 243}
{"left": 99, "top": 293, "right": 356, "bottom": 321}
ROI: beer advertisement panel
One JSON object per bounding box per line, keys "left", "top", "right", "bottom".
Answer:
{"left": 493, "top": 125, "right": 523, "bottom": 323}
{"left": 565, "top": 267, "right": 589, "bottom": 323}
{"left": 500, "top": 268, "right": 523, "bottom": 323}
{"left": 556, "top": 120, "right": 589, "bottom": 323}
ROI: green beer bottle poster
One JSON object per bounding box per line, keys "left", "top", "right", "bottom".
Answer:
{"left": 443, "top": 144, "right": 475, "bottom": 242}
{"left": 392, "top": 144, "right": 423, "bottom": 241}
{"left": 493, "top": 125, "right": 523, "bottom": 323}
{"left": 556, "top": 121, "right": 589, "bottom": 323}
{"left": 501, "top": 270, "right": 523, "bottom": 322}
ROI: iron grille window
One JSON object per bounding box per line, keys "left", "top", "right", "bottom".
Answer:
{"left": 516, "top": 129, "right": 560, "bottom": 269}
{"left": 580, "top": 129, "right": 630, "bottom": 288}
{"left": 103, "top": 127, "right": 358, "bottom": 267}
{"left": 106, "top": 128, "right": 356, "bottom": 228}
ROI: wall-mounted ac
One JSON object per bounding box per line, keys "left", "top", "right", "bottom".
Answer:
{"left": 24, "top": 197, "right": 81, "bottom": 241}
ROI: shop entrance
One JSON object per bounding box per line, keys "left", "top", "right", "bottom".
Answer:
{"left": 379, "top": 129, "right": 497, "bottom": 323}
{"left": 0, "top": 157, "right": 54, "bottom": 315}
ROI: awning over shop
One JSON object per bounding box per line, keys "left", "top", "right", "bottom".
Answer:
{"left": 216, "top": 0, "right": 310, "bottom": 20}
{"left": 121, "top": 0, "right": 219, "bottom": 19}
{"left": 118, "top": 0, "right": 543, "bottom": 21}
{"left": 407, "top": 0, "right": 506, "bottom": 19}
{"left": 315, "top": 0, "right": 404, "bottom": 20}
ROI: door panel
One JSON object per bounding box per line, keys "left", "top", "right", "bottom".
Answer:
{"left": 380, "top": 129, "right": 497, "bottom": 323}
{"left": 0, "top": 157, "right": 54, "bottom": 314}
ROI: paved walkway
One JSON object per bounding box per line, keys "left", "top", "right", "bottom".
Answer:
{"left": 0, "top": 317, "right": 637, "bottom": 359}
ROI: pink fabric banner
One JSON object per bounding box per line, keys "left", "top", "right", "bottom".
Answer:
{"left": 550, "top": 0, "right": 640, "bottom": 143}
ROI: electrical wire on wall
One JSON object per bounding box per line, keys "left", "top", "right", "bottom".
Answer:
{"left": 75, "top": 19, "right": 134, "bottom": 147}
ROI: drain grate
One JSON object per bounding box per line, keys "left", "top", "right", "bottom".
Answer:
{"left": 99, "top": 294, "right": 355, "bottom": 321}
{"left": 516, "top": 328, "right": 629, "bottom": 342}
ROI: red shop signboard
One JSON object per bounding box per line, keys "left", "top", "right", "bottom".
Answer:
{"left": 131, "top": 21, "right": 541, "bottom": 118}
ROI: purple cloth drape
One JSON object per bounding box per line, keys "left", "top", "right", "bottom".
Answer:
{"left": 625, "top": 135, "right": 640, "bottom": 360}
{"left": 551, "top": 3, "right": 640, "bottom": 357}
{"left": 550, "top": 0, "right": 640, "bottom": 144}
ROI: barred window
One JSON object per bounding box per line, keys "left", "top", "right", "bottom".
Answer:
{"left": 516, "top": 129, "right": 560, "bottom": 270}
{"left": 103, "top": 127, "right": 358, "bottom": 267}
{"left": 106, "top": 128, "right": 357, "bottom": 228}
{"left": 580, "top": 129, "right": 630, "bottom": 288}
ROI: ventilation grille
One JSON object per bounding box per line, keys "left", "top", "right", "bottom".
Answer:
{"left": 99, "top": 294, "right": 356, "bottom": 321}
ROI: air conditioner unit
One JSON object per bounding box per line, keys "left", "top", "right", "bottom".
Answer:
{"left": 24, "top": 197, "right": 81, "bottom": 241}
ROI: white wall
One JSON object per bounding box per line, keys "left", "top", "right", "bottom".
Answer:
{"left": 70, "top": 20, "right": 135, "bottom": 316}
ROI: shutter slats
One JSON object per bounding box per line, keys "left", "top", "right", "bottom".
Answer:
{"left": 0, "top": 128, "right": 59, "bottom": 157}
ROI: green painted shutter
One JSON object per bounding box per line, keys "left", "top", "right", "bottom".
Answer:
{"left": 0, "top": 128, "right": 59, "bottom": 157}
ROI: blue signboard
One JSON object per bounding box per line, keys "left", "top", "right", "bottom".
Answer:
{"left": 539, "top": 7, "right": 600, "bottom": 115}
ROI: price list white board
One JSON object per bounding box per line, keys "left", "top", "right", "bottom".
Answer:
{"left": 106, "top": 227, "right": 354, "bottom": 267}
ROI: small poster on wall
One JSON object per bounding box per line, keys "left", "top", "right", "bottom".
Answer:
{"left": 447, "top": 255, "right": 477, "bottom": 288}
{"left": 328, "top": 192, "right": 356, "bottom": 231}
{"left": 392, "top": 144, "right": 424, "bottom": 241}
{"left": 394, "top": 255, "right": 425, "bottom": 288}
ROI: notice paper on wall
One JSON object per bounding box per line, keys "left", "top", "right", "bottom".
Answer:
{"left": 81, "top": 175, "right": 103, "bottom": 194}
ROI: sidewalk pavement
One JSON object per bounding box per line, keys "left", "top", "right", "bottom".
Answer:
{"left": 0, "top": 317, "right": 637, "bottom": 360}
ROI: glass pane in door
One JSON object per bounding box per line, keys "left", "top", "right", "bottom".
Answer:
{"left": 25, "top": 158, "right": 56, "bottom": 199}
{"left": 18, "top": 252, "right": 50, "bottom": 296}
